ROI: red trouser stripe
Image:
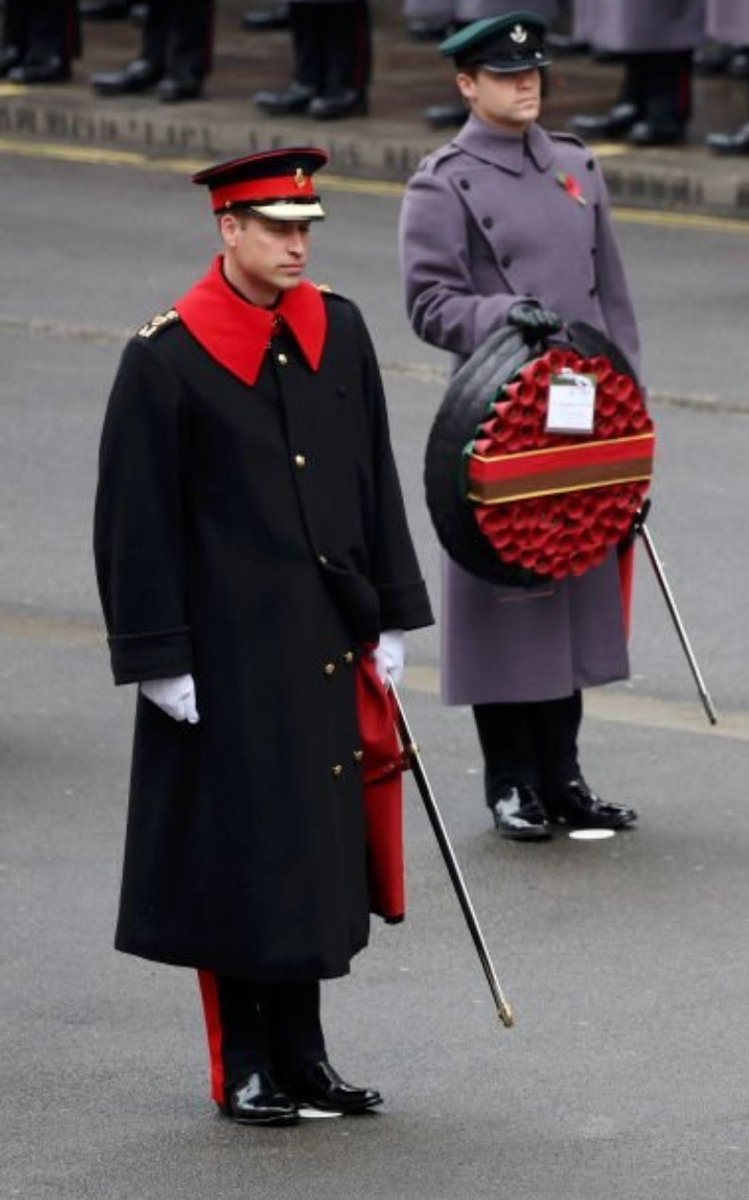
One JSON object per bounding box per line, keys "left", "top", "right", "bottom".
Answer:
{"left": 197, "top": 970, "right": 225, "bottom": 1103}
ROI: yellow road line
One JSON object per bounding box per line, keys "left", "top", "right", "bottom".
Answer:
{"left": 0, "top": 136, "right": 748, "bottom": 234}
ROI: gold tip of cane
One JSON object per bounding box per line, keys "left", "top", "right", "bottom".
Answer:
{"left": 498, "top": 1003, "right": 514, "bottom": 1028}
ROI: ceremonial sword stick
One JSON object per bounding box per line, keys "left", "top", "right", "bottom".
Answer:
{"left": 390, "top": 684, "right": 515, "bottom": 1029}
{"left": 634, "top": 505, "right": 718, "bottom": 726}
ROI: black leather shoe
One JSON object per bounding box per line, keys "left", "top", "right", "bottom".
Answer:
{"left": 219, "top": 1069, "right": 299, "bottom": 1126}
{"left": 706, "top": 123, "right": 749, "bottom": 155}
{"left": 626, "top": 118, "right": 686, "bottom": 146}
{"left": 281, "top": 1060, "right": 382, "bottom": 1114}
{"left": 253, "top": 80, "right": 315, "bottom": 115}
{"left": 0, "top": 45, "right": 22, "bottom": 76}
{"left": 727, "top": 48, "right": 749, "bottom": 78}
{"left": 547, "top": 778, "right": 637, "bottom": 829}
{"left": 156, "top": 76, "right": 203, "bottom": 103}
{"left": 424, "top": 102, "right": 467, "bottom": 129}
{"left": 7, "top": 55, "right": 71, "bottom": 84}
{"left": 79, "top": 0, "right": 131, "bottom": 18}
{"left": 309, "top": 90, "right": 367, "bottom": 119}
{"left": 490, "top": 785, "right": 552, "bottom": 842}
{"left": 407, "top": 18, "right": 451, "bottom": 41}
{"left": 242, "top": 5, "right": 290, "bottom": 31}
{"left": 91, "top": 57, "right": 162, "bottom": 96}
{"left": 569, "top": 103, "right": 639, "bottom": 139}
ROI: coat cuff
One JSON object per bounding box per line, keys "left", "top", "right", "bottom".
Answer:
{"left": 108, "top": 626, "right": 193, "bottom": 685}
{"left": 377, "top": 579, "right": 434, "bottom": 632}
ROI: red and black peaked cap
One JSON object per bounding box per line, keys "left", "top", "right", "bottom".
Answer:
{"left": 192, "top": 146, "right": 329, "bottom": 220}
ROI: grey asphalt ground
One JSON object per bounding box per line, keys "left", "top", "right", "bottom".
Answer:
{"left": 1, "top": 147, "right": 748, "bottom": 1199}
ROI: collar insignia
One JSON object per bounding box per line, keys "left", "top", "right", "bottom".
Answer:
{"left": 510, "top": 24, "right": 528, "bottom": 44}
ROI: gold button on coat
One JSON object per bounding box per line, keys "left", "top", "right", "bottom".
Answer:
{"left": 277, "top": 353, "right": 288, "bottom": 365}
{"left": 318, "top": 554, "right": 328, "bottom": 566}
{"left": 294, "top": 454, "right": 306, "bottom": 468}
{"left": 331, "top": 764, "right": 343, "bottom": 777}
{"left": 323, "top": 661, "right": 336, "bottom": 675}
{"left": 343, "top": 650, "right": 354, "bottom": 664}
{"left": 353, "top": 749, "right": 364, "bottom": 763}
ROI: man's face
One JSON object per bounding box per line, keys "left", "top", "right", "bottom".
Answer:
{"left": 456, "top": 67, "right": 542, "bottom": 132}
{"left": 220, "top": 212, "right": 312, "bottom": 306}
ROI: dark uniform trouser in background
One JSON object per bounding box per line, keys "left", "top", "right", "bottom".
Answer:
{"left": 473, "top": 691, "right": 583, "bottom": 805}
{"left": 198, "top": 973, "right": 327, "bottom": 1103}
{"left": 3, "top": 0, "right": 81, "bottom": 59}
{"left": 618, "top": 50, "right": 694, "bottom": 125}
{"left": 290, "top": 0, "right": 372, "bottom": 95}
{"left": 140, "top": 0, "right": 214, "bottom": 83}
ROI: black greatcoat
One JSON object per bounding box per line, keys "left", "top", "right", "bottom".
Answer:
{"left": 94, "top": 265, "right": 433, "bottom": 982}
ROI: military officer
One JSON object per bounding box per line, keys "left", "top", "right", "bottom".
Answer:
{"left": 399, "top": 13, "right": 640, "bottom": 841}
{"left": 94, "top": 147, "right": 433, "bottom": 1124}
{"left": 569, "top": 0, "right": 705, "bottom": 145}
{"left": 705, "top": 1, "right": 749, "bottom": 153}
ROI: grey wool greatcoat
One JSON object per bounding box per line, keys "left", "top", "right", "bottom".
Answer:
{"left": 94, "top": 272, "right": 432, "bottom": 981}
{"left": 706, "top": 0, "right": 749, "bottom": 45}
{"left": 399, "top": 116, "right": 641, "bottom": 706}
{"left": 579, "top": 0, "right": 705, "bottom": 52}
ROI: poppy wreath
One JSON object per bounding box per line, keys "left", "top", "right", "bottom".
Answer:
{"left": 424, "top": 321, "right": 655, "bottom": 587}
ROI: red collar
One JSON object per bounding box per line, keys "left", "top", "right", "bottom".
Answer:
{"left": 174, "top": 256, "right": 327, "bottom": 386}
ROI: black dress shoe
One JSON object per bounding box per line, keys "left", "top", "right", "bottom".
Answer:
{"left": 219, "top": 1069, "right": 299, "bottom": 1126}
{"left": 490, "top": 784, "right": 552, "bottom": 842}
{"left": 253, "top": 80, "right": 315, "bottom": 115}
{"left": 407, "top": 18, "right": 451, "bottom": 42}
{"left": 309, "top": 90, "right": 367, "bottom": 119}
{"left": 569, "top": 103, "right": 639, "bottom": 139}
{"left": 91, "top": 57, "right": 163, "bottom": 95}
{"left": 0, "top": 45, "right": 21, "bottom": 76}
{"left": 546, "top": 778, "right": 637, "bottom": 829}
{"left": 7, "top": 55, "right": 71, "bottom": 84}
{"left": 242, "top": 5, "right": 290, "bottom": 31}
{"left": 424, "top": 102, "right": 467, "bottom": 129}
{"left": 706, "top": 123, "right": 749, "bottom": 155}
{"left": 79, "top": 0, "right": 132, "bottom": 18}
{"left": 626, "top": 118, "right": 686, "bottom": 147}
{"left": 727, "top": 48, "right": 749, "bottom": 79}
{"left": 281, "top": 1060, "right": 382, "bottom": 1114}
{"left": 156, "top": 76, "right": 203, "bottom": 103}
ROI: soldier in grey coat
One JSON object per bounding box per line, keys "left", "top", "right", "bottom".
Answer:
{"left": 705, "top": 1, "right": 749, "bottom": 153}
{"left": 570, "top": 0, "right": 705, "bottom": 145}
{"left": 399, "top": 12, "right": 640, "bottom": 841}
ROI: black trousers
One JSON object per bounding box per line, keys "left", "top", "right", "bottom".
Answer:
{"left": 473, "top": 691, "right": 582, "bottom": 806}
{"left": 198, "top": 972, "right": 326, "bottom": 1103}
{"left": 290, "top": 0, "right": 371, "bottom": 95}
{"left": 618, "top": 50, "right": 694, "bottom": 124}
{"left": 3, "top": 0, "right": 80, "bottom": 59}
{"left": 139, "top": 0, "right": 214, "bottom": 82}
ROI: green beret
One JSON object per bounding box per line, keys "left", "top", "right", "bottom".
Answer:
{"left": 439, "top": 12, "right": 551, "bottom": 73}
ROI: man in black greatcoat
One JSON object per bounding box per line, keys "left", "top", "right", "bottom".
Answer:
{"left": 94, "top": 146, "right": 433, "bottom": 1125}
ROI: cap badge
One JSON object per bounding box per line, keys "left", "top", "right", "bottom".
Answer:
{"left": 510, "top": 24, "right": 528, "bottom": 44}
{"left": 294, "top": 168, "right": 307, "bottom": 189}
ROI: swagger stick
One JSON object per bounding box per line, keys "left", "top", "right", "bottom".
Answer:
{"left": 391, "top": 684, "right": 515, "bottom": 1028}
{"left": 634, "top": 505, "right": 718, "bottom": 725}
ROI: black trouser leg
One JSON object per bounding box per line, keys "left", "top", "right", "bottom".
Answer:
{"left": 25, "top": 0, "right": 80, "bottom": 59}
{"left": 289, "top": 2, "right": 325, "bottom": 90}
{"left": 643, "top": 49, "right": 693, "bottom": 124}
{"left": 163, "top": 0, "right": 214, "bottom": 82}
{"left": 140, "top": 0, "right": 169, "bottom": 71}
{"left": 534, "top": 690, "right": 582, "bottom": 798}
{"left": 289, "top": 0, "right": 371, "bottom": 94}
{"left": 265, "top": 980, "right": 326, "bottom": 1071}
{"left": 473, "top": 692, "right": 582, "bottom": 806}
{"left": 2, "top": 0, "right": 29, "bottom": 57}
{"left": 617, "top": 54, "right": 649, "bottom": 117}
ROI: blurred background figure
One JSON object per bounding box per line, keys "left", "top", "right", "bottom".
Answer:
{"left": 705, "top": 0, "right": 749, "bottom": 153}
{"left": 570, "top": 0, "right": 705, "bottom": 145}
{"left": 90, "top": 0, "right": 213, "bottom": 102}
{"left": 1, "top": 0, "right": 80, "bottom": 82}
{"left": 412, "top": 0, "right": 560, "bottom": 128}
{"left": 253, "top": 0, "right": 371, "bottom": 119}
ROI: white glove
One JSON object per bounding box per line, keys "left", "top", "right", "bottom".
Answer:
{"left": 140, "top": 674, "right": 200, "bottom": 724}
{"left": 372, "top": 630, "right": 405, "bottom": 688}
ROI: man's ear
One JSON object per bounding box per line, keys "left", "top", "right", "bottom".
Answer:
{"left": 455, "top": 71, "right": 477, "bottom": 102}
{"left": 218, "top": 211, "right": 239, "bottom": 249}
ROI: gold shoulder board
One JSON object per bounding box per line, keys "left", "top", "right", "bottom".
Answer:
{"left": 137, "top": 308, "right": 180, "bottom": 339}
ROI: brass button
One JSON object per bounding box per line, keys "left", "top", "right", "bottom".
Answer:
{"left": 353, "top": 749, "right": 364, "bottom": 763}
{"left": 318, "top": 553, "right": 328, "bottom": 566}
{"left": 294, "top": 453, "right": 306, "bottom": 468}
{"left": 323, "top": 661, "right": 336, "bottom": 676}
{"left": 277, "top": 353, "right": 288, "bottom": 365}
{"left": 331, "top": 764, "right": 343, "bottom": 777}
{"left": 343, "top": 650, "right": 355, "bottom": 664}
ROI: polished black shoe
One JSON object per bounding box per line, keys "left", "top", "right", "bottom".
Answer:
{"left": 7, "top": 55, "right": 71, "bottom": 84}
{"left": 156, "top": 76, "right": 203, "bottom": 103}
{"left": 407, "top": 18, "right": 451, "bottom": 41}
{"left": 91, "top": 57, "right": 162, "bottom": 96}
{"left": 547, "top": 778, "right": 637, "bottom": 830}
{"left": 219, "top": 1069, "right": 299, "bottom": 1126}
{"left": 281, "top": 1060, "right": 382, "bottom": 1114}
{"left": 79, "top": 0, "right": 132, "bottom": 18}
{"left": 569, "top": 102, "right": 639, "bottom": 140}
{"left": 727, "top": 48, "right": 749, "bottom": 78}
{"left": 424, "top": 102, "right": 467, "bottom": 129}
{"left": 706, "top": 123, "right": 749, "bottom": 156}
{"left": 626, "top": 118, "right": 686, "bottom": 147}
{"left": 253, "top": 80, "right": 315, "bottom": 115}
{"left": 242, "top": 5, "right": 290, "bottom": 31}
{"left": 490, "top": 785, "right": 552, "bottom": 842}
{"left": 0, "top": 44, "right": 22, "bottom": 76}
{"left": 309, "top": 90, "right": 368, "bottom": 119}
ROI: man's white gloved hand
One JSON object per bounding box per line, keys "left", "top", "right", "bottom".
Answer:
{"left": 140, "top": 674, "right": 200, "bottom": 724}
{"left": 372, "top": 630, "right": 405, "bottom": 688}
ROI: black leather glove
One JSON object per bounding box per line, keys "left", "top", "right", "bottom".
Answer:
{"left": 508, "top": 301, "right": 563, "bottom": 339}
